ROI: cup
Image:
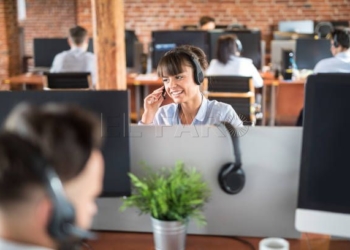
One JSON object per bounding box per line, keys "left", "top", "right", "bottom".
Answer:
{"left": 259, "top": 237, "right": 289, "bottom": 250}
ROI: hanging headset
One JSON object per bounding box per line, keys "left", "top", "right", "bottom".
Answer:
{"left": 10, "top": 133, "right": 96, "bottom": 243}
{"left": 176, "top": 49, "right": 204, "bottom": 85}
{"left": 217, "top": 122, "right": 245, "bottom": 195}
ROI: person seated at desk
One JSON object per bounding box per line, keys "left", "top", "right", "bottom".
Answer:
{"left": 50, "top": 25, "right": 96, "bottom": 86}
{"left": 199, "top": 16, "right": 216, "bottom": 30}
{"left": 0, "top": 103, "right": 103, "bottom": 250}
{"left": 206, "top": 34, "right": 263, "bottom": 88}
{"left": 313, "top": 28, "right": 350, "bottom": 73}
{"left": 140, "top": 45, "right": 242, "bottom": 127}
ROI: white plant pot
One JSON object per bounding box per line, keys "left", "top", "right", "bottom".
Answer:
{"left": 151, "top": 217, "right": 187, "bottom": 250}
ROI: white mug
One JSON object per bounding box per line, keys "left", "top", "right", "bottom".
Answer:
{"left": 259, "top": 237, "right": 289, "bottom": 250}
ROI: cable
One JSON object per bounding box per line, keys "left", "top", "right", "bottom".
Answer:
{"left": 304, "top": 233, "right": 312, "bottom": 250}
{"left": 81, "top": 241, "right": 94, "bottom": 250}
{"left": 223, "top": 236, "right": 256, "bottom": 250}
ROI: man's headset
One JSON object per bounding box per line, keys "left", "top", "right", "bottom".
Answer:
{"left": 333, "top": 30, "right": 350, "bottom": 48}
{"left": 217, "top": 122, "right": 245, "bottom": 195}
{"left": 10, "top": 133, "right": 96, "bottom": 243}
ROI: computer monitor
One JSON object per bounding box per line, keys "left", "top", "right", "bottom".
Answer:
{"left": 271, "top": 40, "right": 296, "bottom": 70}
{"left": 125, "top": 30, "right": 139, "bottom": 68}
{"left": 151, "top": 30, "right": 209, "bottom": 69}
{"left": 0, "top": 91, "right": 131, "bottom": 197}
{"left": 34, "top": 30, "right": 138, "bottom": 68}
{"left": 33, "top": 38, "right": 94, "bottom": 68}
{"left": 208, "top": 29, "right": 262, "bottom": 69}
{"left": 296, "top": 73, "right": 350, "bottom": 237}
{"left": 295, "top": 39, "right": 332, "bottom": 70}
{"left": 278, "top": 20, "right": 314, "bottom": 34}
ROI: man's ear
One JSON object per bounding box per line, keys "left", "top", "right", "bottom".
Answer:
{"left": 67, "top": 37, "right": 73, "bottom": 47}
{"left": 35, "top": 196, "right": 52, "bottom": 231}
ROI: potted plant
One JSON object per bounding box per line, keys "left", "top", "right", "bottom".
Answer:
{"left": 121, "top": 161, "right": 211, "bottom": 250}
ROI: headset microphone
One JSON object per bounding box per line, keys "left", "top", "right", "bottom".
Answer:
{"left": 217, "top": 122, "right": 245, "bottom": 195}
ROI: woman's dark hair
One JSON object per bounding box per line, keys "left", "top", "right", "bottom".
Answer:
{"left": 157, "top": 45, "right": 208, "bottom": 79}
{"left": 216, "top": 34, "right": 238, "bottom": 64}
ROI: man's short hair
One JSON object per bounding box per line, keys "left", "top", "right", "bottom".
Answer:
{"left": 332, "top": 28, "right": 350, "bottom": 49}
{"left": 199, "top": 16, "right": 215, "bottom": 27}
{"left": 0, "top": 103, "right": 102, "bottom": 206}
{"left": 69, "top": 26, "right": 88, "bottom": 46}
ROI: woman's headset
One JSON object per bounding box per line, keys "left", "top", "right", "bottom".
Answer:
{"left": 9, "top": 133, "right": 95, "bottom": 244}
{"left": 175, "top": 49, "right": 204, "bottom": 85}
{"left": 217, "top": 122, "right": 245, "bottom": 195}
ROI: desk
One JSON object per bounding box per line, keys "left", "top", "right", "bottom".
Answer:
{"left": 4, "top": 73, "right": 306, "bottom": 125}
{"left": 87, "top": 231, "right": 350, "bottom": 250}
{"left": 261, "top": 72, "right": 305, "bottom": 126}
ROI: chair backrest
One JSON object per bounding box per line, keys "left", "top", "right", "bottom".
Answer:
{"left": 203, "top": 76, "right": 255, "bottom": 124}
{"left": 43, "top": 72, "right": 92, "bottom": 90}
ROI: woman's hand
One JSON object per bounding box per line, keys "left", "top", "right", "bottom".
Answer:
{"left": 141, "top": 86, "right": 165, "bottom": 124}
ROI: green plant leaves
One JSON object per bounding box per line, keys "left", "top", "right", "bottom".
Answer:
{"left": 120, "top": 161, "right": 211, "bottom": 225}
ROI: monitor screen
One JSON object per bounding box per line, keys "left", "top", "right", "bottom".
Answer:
{"left": 34, "top": 30, "right": 137, "bottom": 68}
{"left": 125, "top": 30, "right": 139, "bottom": 68}
{"left": 278, "top": 20, "right": 314, "bottom": 34}
{"left": 295, "top": 39, "right": 332, "bottom": 70}
{"left": 152, "top": 30, "right": 209, "bottom": 69}
{"left": 33, "top": 38, "right": 94, "bottom": 68}
{"left": 0, "top": 91, "right": 131, "bottom": 197}
{"left": 208, "top": 30, "right": 262, "bottom": 69}
{"left": 296, "top": 73, "right": 350, "bottom": 237}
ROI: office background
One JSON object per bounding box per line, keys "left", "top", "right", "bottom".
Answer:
{"left": 0, "top": 0, "right": 349, "bottom": 81}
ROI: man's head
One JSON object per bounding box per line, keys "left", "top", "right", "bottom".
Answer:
{"left": 199, "top": 16, "right": 216, "bottom": 30}
{"left": 331, "top": 29, "right": 350, "bottom": 56}
{"left": 0, "top": 103, "right": 103, "bottom": 248}
{"left": 68, "top": 26, "right": 89, "bottom": 50}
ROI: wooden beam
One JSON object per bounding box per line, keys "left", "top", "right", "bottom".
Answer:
{"left": 91, "top": 0, "right": 126, "bottom": 90}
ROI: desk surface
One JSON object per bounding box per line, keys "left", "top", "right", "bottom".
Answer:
{"left": 4, "top": 73, "right": 306, "bottom": 86}
{"left": 87, "top": 232, "right": 350, "bottom": 250}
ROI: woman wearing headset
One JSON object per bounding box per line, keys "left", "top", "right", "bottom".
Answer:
{"left": 140, "top": 45, "right": 242, "bottom": 127}
{"left": 206, "top": 34, "right": 263, "bottom": 89}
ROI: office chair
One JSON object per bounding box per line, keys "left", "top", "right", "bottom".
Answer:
{"left": 203, "top": 76, "right": 257, "bottom": 125}
{"left": 43, "top": 72, "right": 92, "bottom": 90}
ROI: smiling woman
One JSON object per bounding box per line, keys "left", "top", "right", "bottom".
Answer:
{"left": 140, "top": 45, "right": 242, "bottom": 128}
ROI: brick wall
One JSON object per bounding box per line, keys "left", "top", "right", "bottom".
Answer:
{"left": 22, "top": 0, "right": 77, "bottom": 56}
{"left": 0, "top": 0, "right": 20, "bottom": 81}
{"left": 77, "top": 0, "right": 350, "bottom": 52}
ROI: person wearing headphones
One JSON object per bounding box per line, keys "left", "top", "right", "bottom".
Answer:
{"left": 140, "top": 45, "right": 242, "bottom": 127}
{"left": 199, "top": 16, "right": 216, "bottom": 30}
{"left": 313, "top": 29, "right": 350, "bottom": 73}
{"left": 0, "top": 103, "right": 103, "bottom": 249}
{"left": 206, "top": 34, "right": 263, "bottom": 88}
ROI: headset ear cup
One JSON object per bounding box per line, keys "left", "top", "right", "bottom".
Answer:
{"left": 218, "top": 162, "right": 245, "bottom": 195}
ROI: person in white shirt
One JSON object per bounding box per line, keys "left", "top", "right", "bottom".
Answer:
{"left": 206, "top": 34, "right": 263, "bottom": 88}
{"left": 313, "top": 29, "right": 350, "bottom": 73}
{"left": 140, "top": 45, "right": 243, "bottom": 128}
{"left": 0, "top": 104, "right": 104, "bottom": 250}
{"left": 50, "top": 26, "right": 96, "bottom": 86}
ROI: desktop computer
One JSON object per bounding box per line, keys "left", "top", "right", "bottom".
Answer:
{"left": 0, "top": 91, "right": 131, "bottom": 197}
{"left": 278, "top": 20, "right": 314, "bottom": 34}
{"left": 296, "top": 73, "right": 350, "bottom": 237}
